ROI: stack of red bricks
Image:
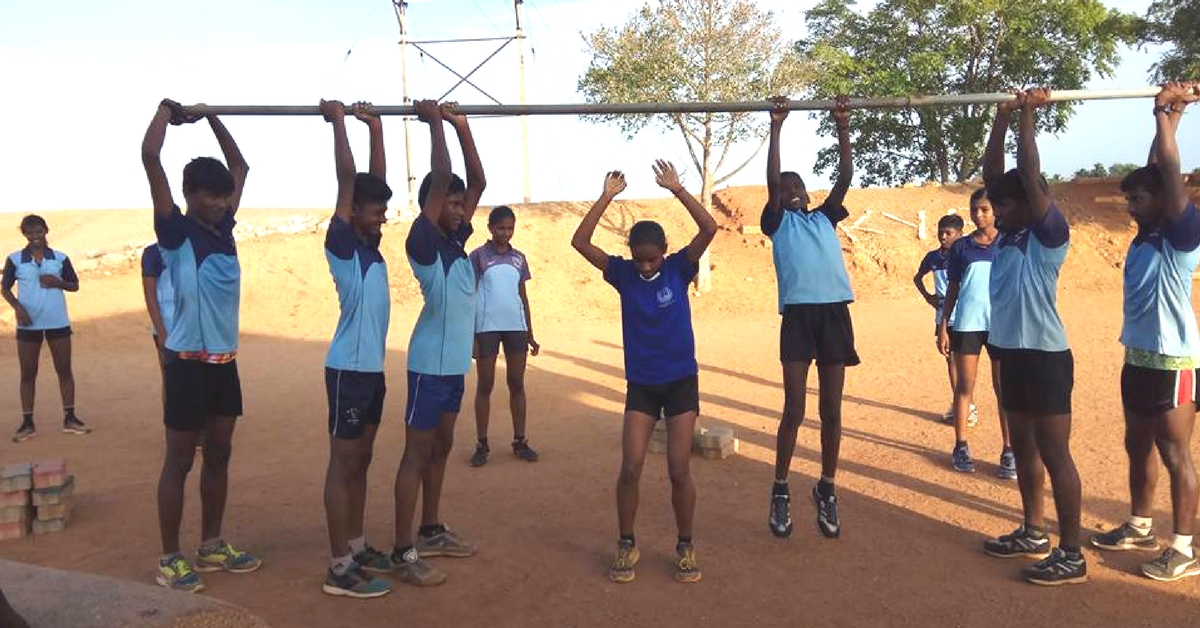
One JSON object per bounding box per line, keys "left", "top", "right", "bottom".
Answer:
{"left": 0, "top": 459, "right": 74, "bottom": 540}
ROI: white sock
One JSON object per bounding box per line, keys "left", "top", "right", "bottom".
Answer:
{"left": 330, "top": 554, "right": 355, "bottom": 575}
{"left": 348, "top": 536, "right": 367, "bottom": 556}
{"left": 1172, "top": 534, "right": 1194, "bottom": 557}
{"left": 1128, "top": 515, "right": 1153, "bottom": 530}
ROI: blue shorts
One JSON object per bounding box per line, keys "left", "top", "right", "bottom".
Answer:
{"left": 405, "top": 371, "right": 464, "bottom": 430}
{"left": 326, "top": 368, "right": 386, "bottom": 439}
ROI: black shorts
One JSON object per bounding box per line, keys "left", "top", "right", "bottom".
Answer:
{"left": 950, "top": 330, "right": 990, "bottom": 356}
{"left": 626, "top": 375, "right": 700, "bottom": 420}
{"left": 935, "top": 324, "right": 953, "bottom": 337}
{"left": 326, "top": 368, "right": 386, "bottom": 439}
{"left": 15, "top": 326, "right": 71, "bottom": 342}
{"left": 1121, "top": 364, "right": 1197, "bottom": 416}
{"left": 164, "top": 354, "right": 243, "bottom": 431}
{"left": 780, "top": 303, "right": 860, "bottom": 366}
{"left": 475, "top": 331, "right": 528, "bottom": 357}
{"left": 998, "top": 349, "right": 1073, "bottom": 415}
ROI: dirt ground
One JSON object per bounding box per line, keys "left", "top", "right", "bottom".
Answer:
{"left": 2, "top": 181, "right": 1200, "bottom": 628}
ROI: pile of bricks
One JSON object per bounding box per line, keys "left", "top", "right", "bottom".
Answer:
{"left": 0, "top": 459, "right": 74, "bottom": 540}
{"left": 648, "top": 422, "right": 739, "bottom": 460}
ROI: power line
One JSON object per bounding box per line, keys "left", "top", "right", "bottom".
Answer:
{"left": 320, "top": 0, "right": 385, "bottom": 95}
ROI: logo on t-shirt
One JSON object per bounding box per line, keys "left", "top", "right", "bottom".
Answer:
{"left": 656, "top": 286, "right": 675, "bottom": 309}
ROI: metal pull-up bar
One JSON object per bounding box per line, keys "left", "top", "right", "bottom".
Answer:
{"left": 185, "top": 87, "right": 1163, "bottom": 117}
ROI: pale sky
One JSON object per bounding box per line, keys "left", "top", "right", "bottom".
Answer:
{"left": 0, "top": 0, "right": 1194, "bottom": 213}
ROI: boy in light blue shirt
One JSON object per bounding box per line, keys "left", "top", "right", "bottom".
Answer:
{"left": 390, "top": 100, "right": 486, "bottom": 585}
{"left": 977, "top": 89, "right": 1083, "bottom": 586}
{"left": 763, "top": 97, "right": 856, "bottom": 541}
{"left": 914, "top": 213, "right": 964, "bottom": 423}
{"left": 3, "top": 214, "right": 89, "bottom": 442}
{"left": 1089, "top": 82, "right": 1200, "bottom": 583}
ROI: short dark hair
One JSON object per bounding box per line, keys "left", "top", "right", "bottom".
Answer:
{"left": 781, "top": 171, "right": 804, "bottom": 185}
{"left": 1120, "top": 165, "right": 1164, "bottom": 196}
{"left": 629, "top": 220, "right": 667, "bottom": 250}
{"left": 986, "top": 168, "right": 1049, "bottom": 206}
{"left": 969, "top": 188, "right": 988, "bottom": 207}
{"left": 19, "top": 214, "right": 47, "bottom": 232}
{"left": 417, "top": 172, "right": 466, "bottom": 209}
{"left": 353, "top": 173, "right": 393, "bottom": 207}
{"left": 489, "top": 205, "right": 516, "bottom": 225}
{"left": 181, "top": 157, "right": 234, "bottom": 196}
{"left": 937, "top": 214, "right": 964, "bottom": 231}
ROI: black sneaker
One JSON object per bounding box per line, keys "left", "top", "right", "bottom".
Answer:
{"left": 768, "top": 489, "right": 793, "bottom": 538}
{"left": 951, "top": 443, "right": 975, "bottom": 473}
{"left": 469, "top": 443, "right": 489, "bottom": 467}
{"left": 512, "top": 439, "right": 539, "bottom": 462}
{"left": 62, "top": 416, "right": 91, "bottom": 435}
{"left": 1089, "top": 522, "right": 1158, "bottom": 551}
{"left": 12, "top": 421, "right": 35, "bottom": 443}
{"left": 812, "top": 485, "right": 840, "bottom": 538}
{"left": 1022, "top": 547, "right": 1088, "bottom": 586}
{"left": 983, "top": 525, "right": 1051, "bottom": 559}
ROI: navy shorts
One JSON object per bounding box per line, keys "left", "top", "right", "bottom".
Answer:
{"left": 326, "top": 368, "right": 386, "bottom": 439}
{"left": 950, "top": 330, "right": 991, "bottom": 356}
{"left": 16, "top": 326, "right": 71, "bottom": 342}
{"left": 475, "top": 331, "right": 529, "bottom": 358}
{"left": 405, "top": 371, "right": 464, "bottom": 430}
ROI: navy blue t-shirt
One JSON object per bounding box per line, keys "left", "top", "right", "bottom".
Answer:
{"left": 603, "top": 248, "right": 699, "bottom": 385}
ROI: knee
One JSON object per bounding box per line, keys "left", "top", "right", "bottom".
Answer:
{"left": 506, "top": 374, "right": 525, "bottom": 395}
{"left": 818, "top": 403, "right": 842, "bottom": 426}
{"left": 432, "top": 434, "right": 454, "bottom": 461}
{"left": 19, "top": 365, "right": 37, "bottom": 383}
{"left": 202, "top": 442, "right": 232, "bottom": 468}
{"left": 780, "top": 404, "right": 804, "bottom": 429}
{"left": 617, "top": 462, "right": 643, "bottom": 487}
{"left": 476, "top": 377, "right": 495, "bottom": 396}
{"left": 162, "top": 451, "right": 195, "bottom": 478}
{"left": 667, "top": 462, "right": 691, "bottom": 486}
{"left": 1157, "top": 439, "right": 1196, "bottom": 476}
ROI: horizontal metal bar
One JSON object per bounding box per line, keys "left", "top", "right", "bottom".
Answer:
{"left": 408, "top": 36, "right": 515, "bottom": 44}
{"left": 186, "top": 87, "right": 1164, "bottom": 117}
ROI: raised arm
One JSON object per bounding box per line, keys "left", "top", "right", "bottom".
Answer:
{"left": 353, "top": 101, "right": 386, "bottom": 180}
{"left": 824, "top": 96, "right": 854, "bottom": 209}
{"left": 442, "top": 102, "right": 486, "bottom": 223}
{"left": 142, "top": 100, "right": 179, "bottom": 218}
{"left": 415, "top": 99, "right": 451, "bottom": 226}
{"left": 1153, "top": 82, "right": 1200, "bottom": 220}
{"left": 764, "top": 97, "right": 788, "bottom": 215}
{"left": 982, "top": 97, "right": 1015, "bottom": 186}
{"left": 204, "top": 113, "right": 248, "bottom": 214}
{"left": 653, "top": 160, "right": 717, "bottom": 264}
{"left": 1016, "top": 88, "right": 1052, "bottom": 223}
{"left": 572, "top": 171, "right": 626, "bottom": 272}
{"left": 321, "top": 99, "right": 356, "bottom": 223}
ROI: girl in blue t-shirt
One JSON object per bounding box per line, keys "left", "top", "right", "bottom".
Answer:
{"left": 2, "top": 214, "right": 89, "bottom": 442}
{"left": 469, "top": 205, "right": 541, "bottom": 467}
{"left": 571, "top": 161, "right": 717, "bottom": 585}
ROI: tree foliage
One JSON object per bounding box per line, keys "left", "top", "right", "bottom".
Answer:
{"left": 1072, "top": 162, "right": 1141, "bottom": 180}
{"left": 798, "top": 0, "right": 1137, "bottom": 186}
{"left": 1138, "top": 0, "right": 1200, "bottom": 82}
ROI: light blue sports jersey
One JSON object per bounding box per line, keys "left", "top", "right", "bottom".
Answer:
{"left": 918, "top": 249, "right": 953, "bottom": 325}
{"left": 989, "top": 204, "right": 1070, "bottom": 352}
{"left": 155, "top": 206, "right": 241, "bottom": 354}
{"left": 946, "top": 233, "right": 997, "bottom": 333}
{"left": 141, "top": 244, "right": 176, "bottom": 335}
{"left": 1121, "top": 203, "right": 1200, "bottom": 357}
{"left": 406, "top": 213, "right": 476, "bottom": 376}
{"left": 762, "top": 202, "right": 854, "bottom": 311}
{"left": 470, "top": 241, "right": 531, "bottom": 333}
{"left": 2, "top": 247, "right": 77, "bottom": 330}
{"left": 325, "top": 216, "right": 390, "bottom": 373}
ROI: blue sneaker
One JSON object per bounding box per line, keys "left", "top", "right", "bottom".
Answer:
{"left": 952, "top": 443, "right": 975, "bottom": 473}
{"left": 997, "top": 449, "right": 1017, "bottom": 480}
{"left": 323, "top": 563, "right": 391, "bottom": 599}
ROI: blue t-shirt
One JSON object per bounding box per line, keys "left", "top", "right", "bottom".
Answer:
{"left": 470, "top": 241, "right": 531, "bottom": 333}
{"left": 989, "top": 205, "right": 1070, "bottom": 352}
{"left": 762, "top": 201, "right": 854, "bottom": 311}
{"left": 140, "top": 244, "right": 176, "bottom": 336}
{"left": 603, "top": 248, "right": 699, "bottom": 385}
{"left": 326, "top": 216, "right": 390, "bottom": 373}
{"left": 406, "top": 213, "right": 476, "bottom": 376}
{"left": 945, "top": 233, "right": 998, "bottom": 333}
{"left": 1121, "top": 203, "right": 1200, "bottom": 358}
{"left": 2, "top": 247, "right": 77, "bottom": 330}
{"left": 155, "top": 206, "right": 241, "bottom": 354}
{"left": 917, "top": 249, "right": 952, "bottom": 325}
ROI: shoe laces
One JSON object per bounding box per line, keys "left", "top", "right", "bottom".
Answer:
{"left": 1150, "top": 548, "right": 1180, "bottom": 569}
{"left": 614, "top": 543, "right": 636, "bottom": 569}
{"left": 771, "top": 494, "right": 790, "bottom": 522}
{"left": 165, "top": 555, "right": 195, "bottom": 576}
{"left": 677, "top": 546, "right": 698, "bottom": 571}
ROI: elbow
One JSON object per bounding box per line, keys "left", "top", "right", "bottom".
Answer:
{"left": 700, "top": 221, "right": 719, "bottom": 238}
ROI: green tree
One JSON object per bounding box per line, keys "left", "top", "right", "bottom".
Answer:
{"left": 798, "top": 0, "right": 1136, "bottom": 187}
{"left": 578, "top": 0, "right": 809, "bottom": 291}
{"left": 1138, "top": 0, "right": 1200, "bottom": 82}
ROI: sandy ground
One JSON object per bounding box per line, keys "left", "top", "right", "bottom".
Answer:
{"left": 2, "top": 181, "right": 1199, "bottom": 628}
